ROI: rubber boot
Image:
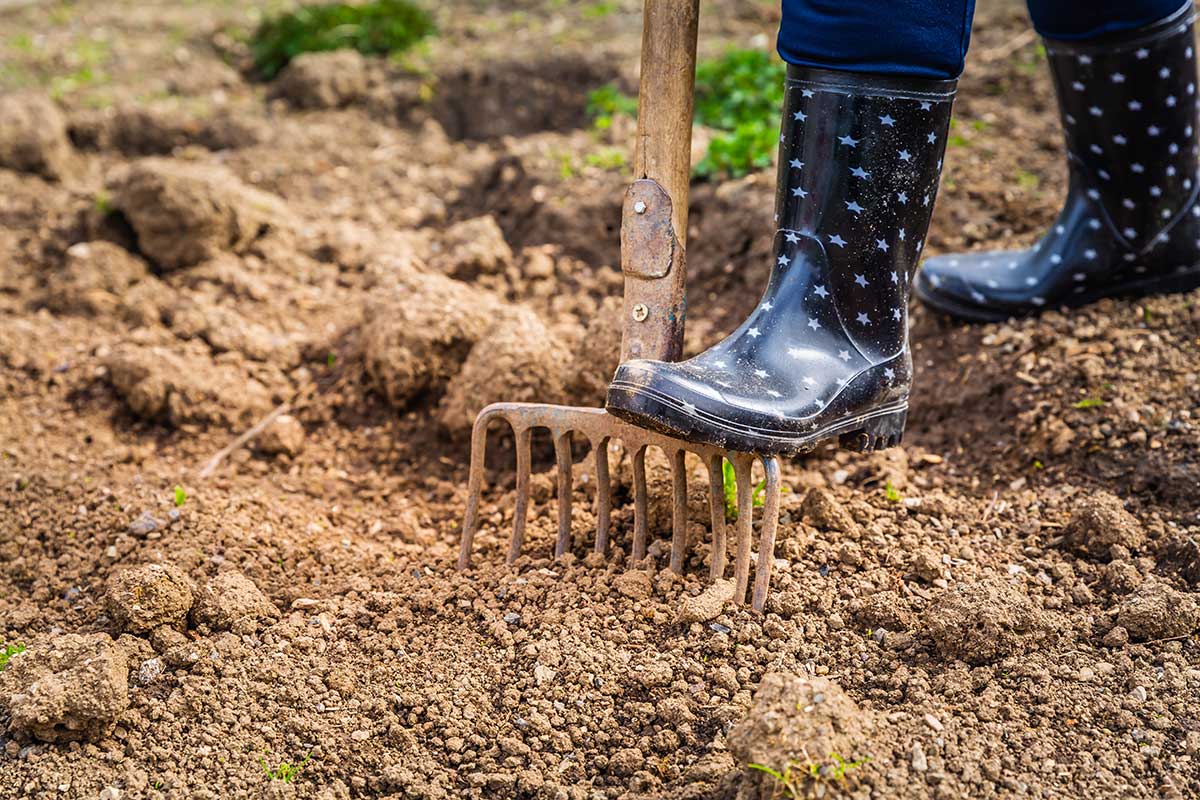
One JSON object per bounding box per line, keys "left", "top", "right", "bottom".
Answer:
{"left": 606, "top": 65, "right": 956, "bottom": 455}
{"left": 915, "top": 1, "right": 1200, "bottom": 322}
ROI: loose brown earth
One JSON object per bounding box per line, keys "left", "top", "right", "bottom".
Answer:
{"left": 2, "top": 1, "right": 1200, "bottom": 798}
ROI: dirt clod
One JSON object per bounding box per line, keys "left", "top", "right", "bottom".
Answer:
{"left": 275, "top": 50, "right": 368, "bottom": 109}
{"left": 438, "top": 307, "right": 572, "bottom": 433}
{"left": 0, "top": 633, "right": 129, "bottom": 743}
{"left": 727, "top": 672, "right": 873, "bottom": 798}
{"left": 256, "top": 413, "right": 305, "bottom": 456}
{"left": 1062, "top": 492, "right": 1145, "bottom": 559}
{"left": 190, "top": 571, "right": 279, "bottom": 634}
{"left": 800, "top": 488, "right": 858, "bottom": 534}
{"left": 0, "top": 91, "right": 71, "bottom": 179}
{"left": 105, "top": 563, "right": 194, "bottom": 633}
{"left": 923, "top": 577, "right": 1046, "bottom": 665}
{"left": 675, "top": 579, "right": 735, "bottom": 624}
{"left": 613, "top": 570, "right": 653, "bottom": 601}
{"left": 1115, "top": 581, "right": 1200, "bottom": 641}
{"left": 429, "top": 215, "right": 513, "bottom": 280}
{"left": 107, "top": 158, "right": 291, "bottom": 270}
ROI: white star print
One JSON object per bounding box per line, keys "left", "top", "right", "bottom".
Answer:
{"left": 754, "top": 369, "right": 768, "bottom": 379}
{"left": 681, "top": 402, "right": 696, "bottom": 415}
{"left": 970, "top": 290, "right": 985, "bottom": 303}
{"left": 789, "top": 158, "right": 804, "bottom": 169}
{"left": 1150, "top": 186, "right": 1162, "bottom": 197}
{"left": 1073, "top": 273, "right": 1086, "bottom": 282}
{"left": 1073, "top": 81, "right": 1086, "bottom": 91}
{"left": 1148, "top": 125, "right": 1161, "bottom": 136}
{"left": 802, "top": 89, "right": 815, "bottom": 98}
{"left": 845, "top": 200, "right": 864, "bottom": 214}
{"left": 1122, "top": 198, "right": 1135, "bottom": 209}
{"left": 898, "top": 229, "right": 906, "bottom": 241}
{"left": 1111, "top": 73, "right": 1125, "bottom": 83}
{"left": 827, "top": 234, "right": 846, "bottom": 248}
{"left": 839, "top": 135, "right": 859, "bottom": 147}
{"left": 1113, "top": 134, "right": 1127, "bottom": 145}
{"left": 807, "top": 317, "right": 820, "bottom": 331}
{"left": 813, "top": 285, "right": 829, "bottom": 298}
{"left": 899, "top": 149, "right": 912, "bottom": 162}
{"left": 919, "top": 101, "right": 932, "bottom": 111}
{"left": 1050, "top": 254, "right": 1063, "bottom": 264}
{"left": 748, "top": 327, "right": 760, "bottom": 338}
{"left": 784, "top": 231, "right": 800, "bottom": 243}
{"left": 876, "top": 239, "right": 889, "bottom": 252}
{"left": 892, "top": 308, "right": 902, "bottom": 320}
{"left": 1078, "top": 55, "right": 1092, "bottom": 65}
{"left": 804, "top": 376, "right": 817, "bottom": 387}
{"left": 792, "top": 186, "right": 808, "bottom": 198}
{"left": 1129, "top": 100, "right": 1143, "bottom": 111}
{"left": 1136, "top": 48, "right": 1149, "bottom": 59}
{"left": 880, "top": 114, "right": 896, "bottom": 126}
{"left": 838, "top": 350, "right": 851, "bottom": 362}
{"left": 1167, "top": 95, "right": 1178, "bottom": 107}
{"left": 890, "top": 270, "right": 899, "bottom": 283}
{"left": 762, "top": 301, "right": 773, "bottom": 311}
{"left": 897, "top": 191, "right": 908, "bottom": 204}
{"left": 1131, "top": 163, "right": 1145, "bottom": 173}
{"left": 850, "top": 166, "right": 871, "bottom": 179}
{"left": 1123, "top": 227, "right": 1137, "bottom": 238}
{"left": 926, "top": 132, "right": 936, "bottom": 144}
{"left": 883, "top": 368, "right": 895, "bottom": 381}
{"left": 787, "top": 347, "right": 803, "bottom": 360}
{"left": 778, "top": 253, "right": 791, "bottom": 266}
{"left": 1089, "top": 106, "right": 1103, "bottom": 117}
{"left": 766, "top": 389, "right": 781, "bottom": 398}
{"left": 1089, "top": 144, "right": 1103, "bottom": 155}
{"left": 713, "top": 360, "right": 726, "bottom": 368}
{"left": 854, "top": 274, "right": 869, "bottom": 288}
{"left": 856, "top": 312, "right": 870, "bottom": 325}
{"left": 1160, "top": 67, "right": 1171, "bottom": 79}
{"left": 1084, "top": 249, "right": 1097, "bottom": 260}
{"left": 1025, "top": 276, "right": 1037, "bottom": 286}
{"left": 793, "top": 110, "right": 807, "bottom": 122}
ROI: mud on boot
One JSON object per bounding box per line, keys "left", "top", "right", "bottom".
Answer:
{"left": 607, "top": 66, "right": 955, "bottom": 455}
{"left": 916, "top": 1, "right": 1200, "bottom": 322}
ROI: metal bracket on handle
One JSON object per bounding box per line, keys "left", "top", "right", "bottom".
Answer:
{"left": 619, "top": 178, "right": 686, "bottom": 363}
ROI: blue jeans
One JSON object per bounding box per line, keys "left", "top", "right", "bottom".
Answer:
{"left": 778, "top": 0, "right": 1191, "bottom": 80}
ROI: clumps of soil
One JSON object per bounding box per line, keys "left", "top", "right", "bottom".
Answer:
{"left": 164, "top": 298, "right": 300, "bottom": 365}
{"left": 0, "top": 633, "right": 128, "bottom": 743}
{"left": 438, "top": 307, "right": 573, "bottom": 432}
{"left": 564, "top": 295, "right": 623, "bottom": 406}
{"left": 675, "top": 579, "right": 735, "bottom": 624}
{"left": 428, "top": 215, "right": 513, "bottom": 280}
{"left": 1115, "top": 581, "right": 1200, "bottom": 641}
{"left": 106, "top": 158, "right": 291, "bottom": 270}
{"left": 275, "top": 50, "right": 369, "bottom": 109}
{"left": 68, "top": 105, "right": 265, "bottom": 155}
{"left": 105, "top": 563, "right": 194, "bottom": 633}
{"left": 1061, "top": 491, "right": 1145, "bottom": 560}
{"left": 0, "top": 91, "right": 72, "bottom": 180}
{"left": 922, "top": 577, "right": 1047, "bottom": 665}
{"left": 44, "top": 241, "right": 162, "bottom": 319}
{"left": 103, "top": 343, "right": 274, "bottom": 427}
{"left": 800, "top": 488, "right": 859, "bottom": 534}
{"left": 256, "top": 413, "right": 305, "bottom": 456}
{"left": 190, "top": 571, "right": 279, "bottom": 634}
{"left": 360, "top": 270, "right": 507, "bottom": 408}
{"left": 727, "top": 672, "right": 875, "bottom": 798}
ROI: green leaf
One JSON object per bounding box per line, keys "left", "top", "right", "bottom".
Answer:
{"left": 1072, "top": 397, "right": 1105, "bottom": 409}
{"left": 722, "top": 459, "right": 737, "bottom": 520}
{"left": 173, "top": 485, "right": 187, "bottom": 507}
{"left": 884, "top": 481, "right": 902, "bottom": 503}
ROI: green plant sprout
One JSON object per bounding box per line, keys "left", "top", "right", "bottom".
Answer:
{"left": 173, "top": 485, "right": 187, "bottom": 507}
{"left": 749, "top": 753, "right": 870, "bottom": 798}
{"left": 0, "top": 643, "right": 26, "bottom": 670}
{"left": 722, "top": 459, "right": 789, "bottom": 520}
{"left": 250, "top": 0, "right": 435, "bottom": 79}
{"left": 884, "top": 480, "right": 902, "bottom": 503}
{"left": 260, "top": 751, "right": 312, "bottom": 783}
{"left": 1073, "top": 397, "right": 1105, "bottom": 409}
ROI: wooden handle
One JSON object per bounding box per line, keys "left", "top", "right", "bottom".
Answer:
{"left": 618, "top": 0, "right": 699, "bottom": 363}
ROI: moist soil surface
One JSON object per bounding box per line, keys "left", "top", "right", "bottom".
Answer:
{"left": 2, "top": 1, "right": 1200, "bottom": 799}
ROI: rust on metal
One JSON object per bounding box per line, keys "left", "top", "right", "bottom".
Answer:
{"left": 457, "top": 402, "right": 783, "bottom": 612}
{"left": 619, "top": 179, "right": 687, "bottom": 364}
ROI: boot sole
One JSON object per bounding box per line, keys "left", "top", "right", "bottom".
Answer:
{"left": 606, "top": 381, "right": 909, "bottom": 457}
{"left": 914, "top": 265, "right": 1200, "bottom": 323}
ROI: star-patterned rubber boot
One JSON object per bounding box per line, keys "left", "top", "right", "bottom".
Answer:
{"left": 916, "top": 1, "right": 1200, "bottom": 322}
{"left": 606, "top": 65, "right": 956, "bottom": 455}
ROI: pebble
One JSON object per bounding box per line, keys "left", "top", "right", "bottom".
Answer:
{"left": 708, "top": 622, "right": 731, "bottom": 635}
{"left": 127, "top": 512, "right": 161, "bottom": 537}
{"left": 924, "top": 713, "right": 944, "bottom": 732}
{"left": 350, "top": 730, "right": 370, "bottom": 741}
{"left": 911, "top": 741, "right": 928, "bottom": 772}
{"left": 1130, "top": 685, "right": 1148, "bottom": 702}
{"left": 503, "top": 612, "right": 521, "bottom": 624}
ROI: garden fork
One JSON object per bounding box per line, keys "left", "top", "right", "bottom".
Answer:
{"left": 457, "top": 0, "right": 783, "bottom": 611}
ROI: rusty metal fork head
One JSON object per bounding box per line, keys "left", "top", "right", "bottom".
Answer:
{"left": 457, "top": 402, "right": 782, "bottom": 612}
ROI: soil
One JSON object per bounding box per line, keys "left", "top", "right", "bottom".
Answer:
{"left": 2, "top": 1, "right": 1199, "bottom": 799}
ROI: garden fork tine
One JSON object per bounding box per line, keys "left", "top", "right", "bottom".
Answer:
{"left": 456, "top": 0, "right": 785, "bottom": 612}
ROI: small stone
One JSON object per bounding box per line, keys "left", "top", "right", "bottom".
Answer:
{"left": 127, "top": 512, "right": 161, "bottom": 537}
{"left": 255, "top": 414, "right": 304, "bottom": 456}
{"left": 503, "top": 612, "right": 521, "bottom": 625}
{"left": 800, "top": 488, "right": 858, "bottom": 533}
{"left": 675, "top": 579, "right": 735, "bottom": 624}
{"left": 134, "top": 658, "right": 164, "bottom": 686}
{"left": 1130, "top": 685, "right": 1148, "bottom": 702}
{"left": 350, "top": 729, "right": 370, "bottom": 741}
{"left": 275, "top": 50, "right": 367, "bottom": 109}
{"left": 911, "top": 741, "right": 928, "bottom": 772}
{"left": 924, "top": 713, "right": 944, "bottom": 732}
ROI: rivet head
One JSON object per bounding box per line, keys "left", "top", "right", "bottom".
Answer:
{"left": 631, "top": 303, "right": 649, "bottom": 322}
{"left": 633, "top": 200, "right": 647, "bottom": 214}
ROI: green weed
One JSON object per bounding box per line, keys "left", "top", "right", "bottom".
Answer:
{"left": 250, "top": 0, "right": 435, "bottom": 79}
{"left": 173, "top": 485, "right": 187, "bottom": 507}
{"left": 0, "top": 643, "right": 26, "bottom": 671}
{"left": 586, "top": 83, "right": 638, "bottom": 131}
{"left": 94, "top": 190, "right": 114, "bottom": 216}
{"left": 584, "top": 147, "right": 627, "bottom": 170}
{"left": 722, "top": 459, "right": 787, "bottom": 520}
{"left": 1072, "top": 397, "right": 1105, "bottom": 410}
{"left": 582, "top": 1, "right": 619, "bottom": 18}
{"left": 693, "top": 48, "right": 786, "bottom": 178}
{"left": 260, "top": 751, "right": 312, "bottom": 783}
{"left": 749, "top": 753, "right": 870, "bottom": 797}
{"left": 884, "top": 481, "right": 902, "bottom": 503}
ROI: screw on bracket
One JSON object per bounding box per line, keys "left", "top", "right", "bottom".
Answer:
{"left": 631, "top": 303, "right": 649, "bottom": 322}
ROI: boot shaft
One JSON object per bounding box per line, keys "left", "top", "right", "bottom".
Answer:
{"left": 1046, "top": 2, "right": 1200, "bottom": 251}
